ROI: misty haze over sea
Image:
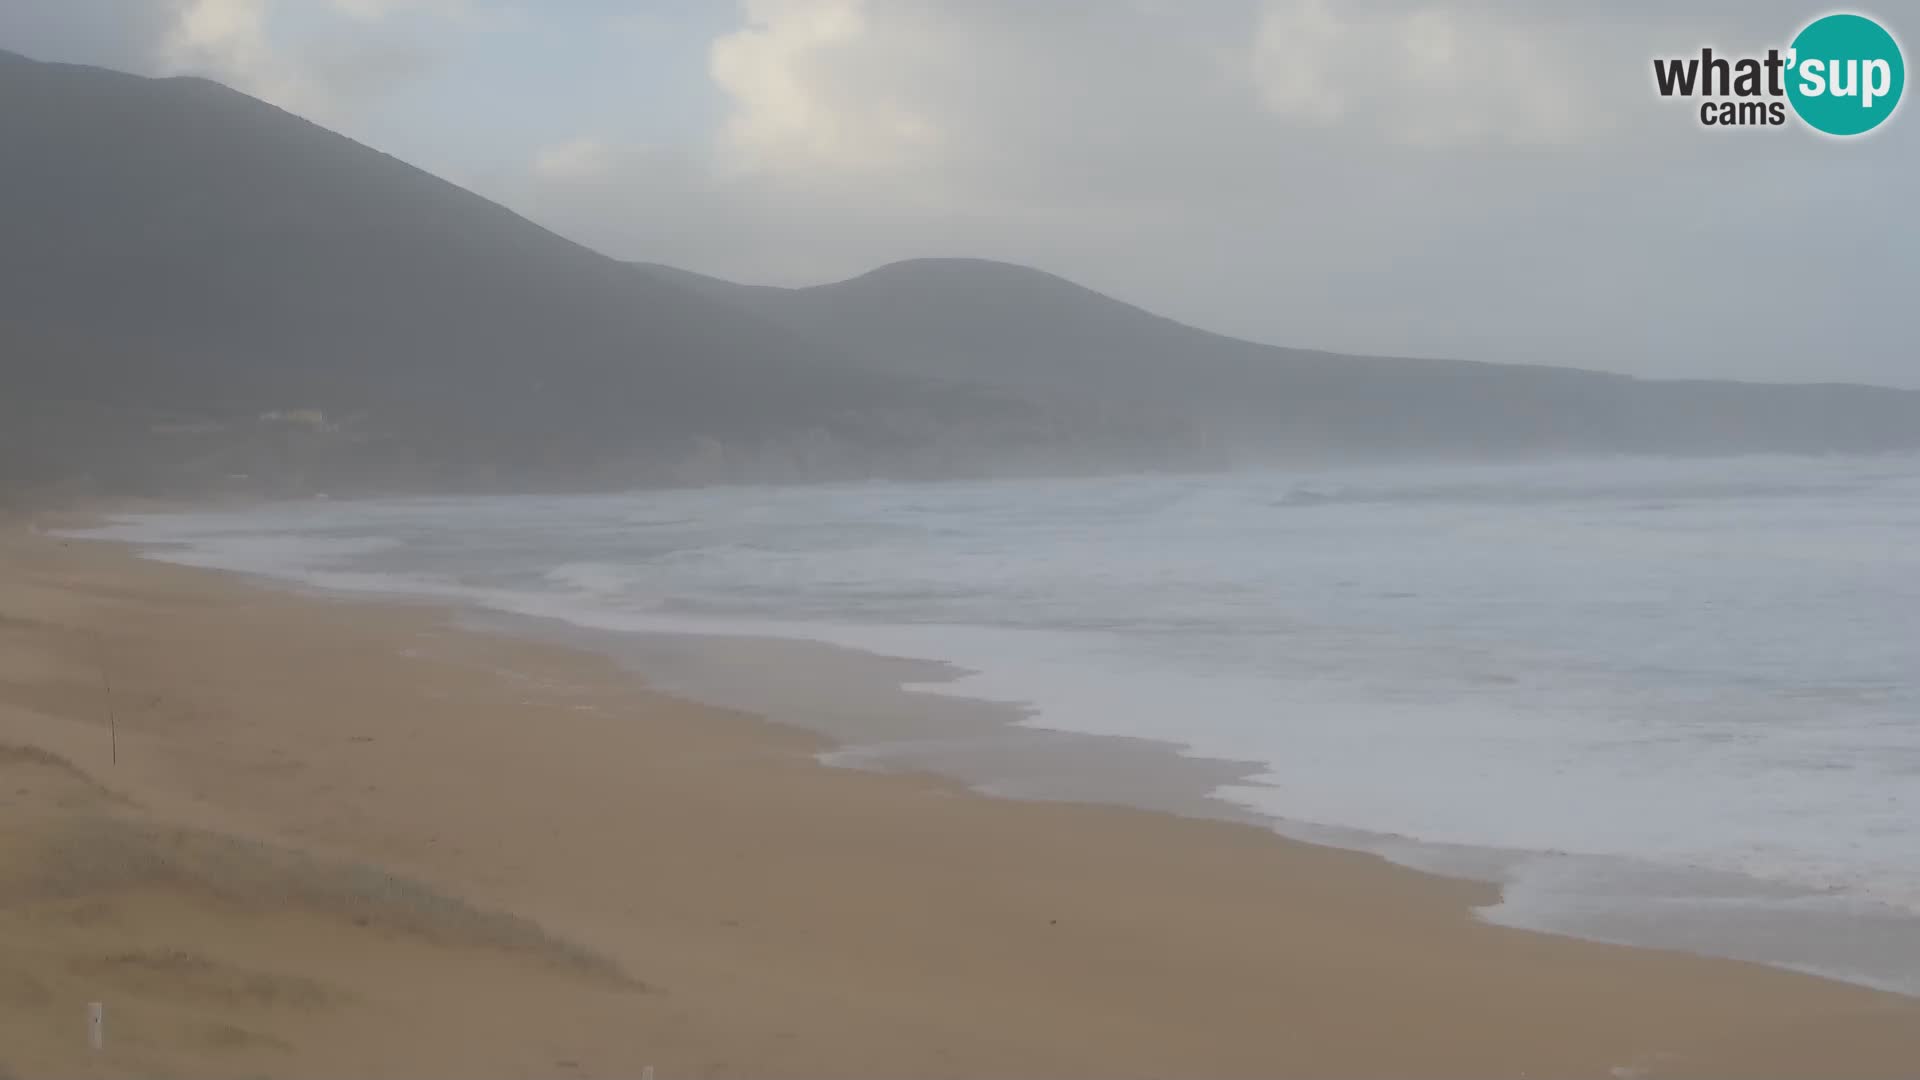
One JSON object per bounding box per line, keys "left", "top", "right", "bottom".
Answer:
{"left": 84, "top": 454, "right": 1920, "bottom": 995}
{"left": 6, "top": 3, "right": 1920, "bottom": 1071}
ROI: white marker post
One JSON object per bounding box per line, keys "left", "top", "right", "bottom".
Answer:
{"left": 87, "top": 1002, "right": 105, "bottom": 1051}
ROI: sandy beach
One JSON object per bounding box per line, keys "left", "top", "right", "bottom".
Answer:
{"left": 2, "top": 520, "right": 1918, "bottom": 1079}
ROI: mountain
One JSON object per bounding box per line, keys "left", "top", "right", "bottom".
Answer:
{"left": 3, "top": 47, "right": 1916, "bottom": 502}
{"left": 0, "top": 49, "right": 1025, "bottom": 497}
{"left": 634, "top": 257, "right": 1920, "bottom": 460}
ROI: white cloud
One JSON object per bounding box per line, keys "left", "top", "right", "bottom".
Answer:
{"left": 153, "top": 0, "right": 465, "bottom": 122}
{"left": 708, "top": 0, "right": 940, "bottom": 179}
{"left": 330, "top": 0, "right": 475, "bottom": 23}
{"left": 1248, "top": 0, "right": 1347, "bottom": 123}
{"left": 1248, "top": 1, "right": 1587, "bottom": 147}
{"left": 159, "top": 0, "right": 312, "bottom": 111}
{"left": 332, "top": 0, "right": 397, "bottom": 19}
{"left": 533, "top": 136, "right": 614, "bottom": 182}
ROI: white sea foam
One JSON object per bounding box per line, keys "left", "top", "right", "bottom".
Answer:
{"left": 71, "top": 455, "right": 1920, "bottom": 993}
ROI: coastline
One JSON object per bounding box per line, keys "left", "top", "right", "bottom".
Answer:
{"left": 4, "top": 522, "right": 1920, "bottom": 1078}
{"left": 471, "top": 606, "right": 1920, "bottom": 1000}
{"left": 464, "top": 608, "right": 1282, "bottom": 825}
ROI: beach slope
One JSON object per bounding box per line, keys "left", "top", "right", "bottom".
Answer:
{"left": 2, "top": 524, "right": 1917, "bottom": 1078}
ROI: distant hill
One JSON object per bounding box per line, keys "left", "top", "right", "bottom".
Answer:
{"left": 2, "top": 47, "right": 1917, "bottom": 501}
{"left": 633, "top": 257, "right": 1920, "bottom": 461}
{"left": 0, "top": 49, "right": 1025, "bottom": 497}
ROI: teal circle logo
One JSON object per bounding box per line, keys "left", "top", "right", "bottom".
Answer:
{"left": 1786, "top": 13, "right": 1905, "bottom": 136}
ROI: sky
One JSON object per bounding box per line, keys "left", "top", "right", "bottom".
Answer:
{"left": 2, "top": 1, "right": 1915, "bottom": 386}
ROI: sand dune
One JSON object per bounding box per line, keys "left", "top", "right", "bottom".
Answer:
{"left": 2, "top": 523, "right": 1918, "bottom": 1078}
{"left": 0, "top": 719, "right": 645, "bottom": 1078}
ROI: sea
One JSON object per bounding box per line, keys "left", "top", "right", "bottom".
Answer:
{"left": 76, "top": 454, "right": 1920, "bottom": 994}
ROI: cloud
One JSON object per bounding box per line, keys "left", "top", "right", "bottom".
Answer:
{"left": 709, "top": 0, "right": 943, "bottom": 181}
{"left": 1247, "top": 0, "right": 1346, "bottom": 124}
{"left": 331, "top": 0, "right": 449, "bottom": 19}
{"left": 153, "top": 0, "right": 459, "bottom": 123}
{"left": 1247, "top": 1, "right": 1591, "bottom": 146}
{"left": 158, "top": 0, "right": 297, "bottom": 105}
{"left": 533, "top": 136, "right": 614, "bottom": 182}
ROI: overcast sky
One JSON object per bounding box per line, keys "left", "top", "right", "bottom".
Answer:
{"left": 3, "top": 1, "right": 1914, "bottom": 386}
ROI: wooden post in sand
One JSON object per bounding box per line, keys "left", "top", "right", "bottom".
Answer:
{"left": 97, "top": 634, "right": 116, "bottom": 765}
{"left": 87, "top": 1002, "right": 105, "bottom": 1050}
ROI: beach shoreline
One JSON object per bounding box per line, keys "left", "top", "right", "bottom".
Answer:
{"left": 460, "top": 604, "right": 1920, "bottom": 1001}
{"left": 4, "top": 520, "right": 1920, "bottom": 1078}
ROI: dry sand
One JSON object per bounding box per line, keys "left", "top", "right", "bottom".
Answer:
{"left": 1, "top": 521, "right": 1917, "bottom": 1078}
